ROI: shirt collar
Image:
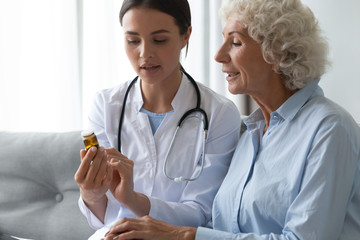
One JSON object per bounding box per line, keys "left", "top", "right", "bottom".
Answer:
{"left": 277, "top": 79, "right": 322, "bottom": 121}
{"left": 245, "top": 79, "right": 323, "bottom": 128}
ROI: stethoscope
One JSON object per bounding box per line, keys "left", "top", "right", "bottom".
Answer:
{"left": 117, "top": 67, "right": 209, "bottom": 182}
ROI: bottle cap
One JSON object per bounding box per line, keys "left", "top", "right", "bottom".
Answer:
{"left": 81, "top": 129, "right": 95, "bottom": 139}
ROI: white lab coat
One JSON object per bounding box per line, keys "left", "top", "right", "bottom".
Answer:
{"left": 79, "top": 74, "right": 241, "bottom": 239}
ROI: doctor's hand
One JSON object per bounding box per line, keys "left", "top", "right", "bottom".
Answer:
{"left": 74, "top": 147, "right": 112, "bottom": 219}
{"left": 106, "top": 148, "right": 150, "bottom": 217}
{"left": 102, "top": 216, "right": 197, "bottom": 240}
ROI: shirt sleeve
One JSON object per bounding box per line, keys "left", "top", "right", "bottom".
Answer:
{"left": 78, "top": 191, "right": 122, "bottom": 229}
{"left": 282, "top": 117, "right": 360, "bottom": 239}
{"left": 198, "top": 117, "right": 360, "bottom": 239}
{"left": 196, "top": 227, "right": 257, "bottom": 240}
{"left": 148, "top": 101, "right": 241, "bottom": 227}
{"left": 78, "top": 91, "right": 119, "bottom": 229}
{"left": 78, "top": 196, "right": 104, "bottom": 229}
{"left": 195, "top": 227, "right": 300, "bottom": 240}
{"left": 196, "top": 227, "right": 237, "bottom": 239}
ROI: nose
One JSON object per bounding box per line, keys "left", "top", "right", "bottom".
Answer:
{"left": 214, "top": 43, "right": 230, "bottom": 63}
{"left": 140, "top": 41, "right": 153, "bottom": 59}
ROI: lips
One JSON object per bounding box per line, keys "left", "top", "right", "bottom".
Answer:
{"left": 223, "top": 71, "right": 240, "bottom": 82}
{"left": 227, "top": 72, "right": 240, "bottom": 77}
{"left": 140, "top": 64, "right": 160, "bottom": 70}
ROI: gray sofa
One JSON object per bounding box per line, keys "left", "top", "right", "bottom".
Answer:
{"left": 0, "top": 131, "right": 95, "bottom": 240}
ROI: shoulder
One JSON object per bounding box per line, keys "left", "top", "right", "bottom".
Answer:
{"left": 93, "top": 80, "right": 134, "bottom": 104}
{"left": 197, "top": 82, "right": 238, "bottom": 111}
{"left": 196, "top": 82, "right": 241, "bottom": 131}
{"left": 304, "top": 94, "right": 357, "bottom": 126}
{"left": 298, "top": 94, "right": 360, "bottom": 144}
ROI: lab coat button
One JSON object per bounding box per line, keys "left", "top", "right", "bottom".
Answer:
{"left": 145, "top": 162, "right": 152, "bottom": 168}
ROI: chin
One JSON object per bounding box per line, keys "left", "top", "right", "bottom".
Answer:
{"left": 227, "top": 85, "right": 242, "bottom": 95}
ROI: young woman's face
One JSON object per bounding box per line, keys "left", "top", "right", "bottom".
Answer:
{"left": 122, "top": 7, "right": 190, "bottom": 86}
{"left": 215, "top": 17, "right": 275, "bottom": 96}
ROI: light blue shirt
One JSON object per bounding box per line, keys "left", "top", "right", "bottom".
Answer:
{"left": 140, "top": 108, "right": 173, "bottom": 135}
{"left": 196, "top": 80, "right": 360, "bottom": 240}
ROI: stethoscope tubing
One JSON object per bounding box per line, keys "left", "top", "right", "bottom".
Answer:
{"left": 117, "top": 67, "right": 208, "bottom": 182}
{"left": 163, "top": 126, "right": 208, "bottom": 182}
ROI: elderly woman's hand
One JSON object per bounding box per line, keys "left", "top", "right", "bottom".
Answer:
{"left": 102, "top": 216, "right": 197, "bottom": 240}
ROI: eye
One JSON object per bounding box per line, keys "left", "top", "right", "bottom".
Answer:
{"left": 127, "top": 38, "right": 140, "bottom": 45}
{"left": 154, "top": 39, "right": 167, "bottom": 44}
{"left": 232, "top": 41, "right": 242, "bottom": 47}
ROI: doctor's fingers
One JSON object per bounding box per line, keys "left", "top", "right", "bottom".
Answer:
{"left": 75, "top": 147, "right": 98, "bottom": 183}
{"left": 80, "top": 149, "right": 87, "bottom": 160}
{"left": 75, "top": 147, "right": 108, "bottom": 184}
{"left": 85, "top": 147, "right": 110, "bottom": 183}
{"left": 109, "top": 157, "right": 134, "bottom": 175}
{"left": 92, "top": 156, "right": 113, "bottom": 189}
{"left": 106, "top": 152, "right": 130, "bottom": 164}
{"left": 105, "top": 147, "right": 125, "bottom": 158}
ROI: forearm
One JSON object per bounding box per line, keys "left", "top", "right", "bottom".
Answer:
{"left": 122, "top": 191, "right": 151, "bottom": 217}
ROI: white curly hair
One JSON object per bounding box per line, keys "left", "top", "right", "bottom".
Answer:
{"left": 220, "top": 0, "right": 330, "bottom": 90}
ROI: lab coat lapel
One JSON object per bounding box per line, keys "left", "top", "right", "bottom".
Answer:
{"left": 155, "top": 74, "right": 196, "bottom": 136}
{"left": 129, "top": 79, "right": 151, "bottom": 135}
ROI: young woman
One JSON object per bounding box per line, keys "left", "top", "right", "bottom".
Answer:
{"left": 74, "top": 0, "right": 241, "bottom": 239}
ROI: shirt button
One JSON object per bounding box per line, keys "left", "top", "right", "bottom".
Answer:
{"left": 145, "top": 162, "right": 152, "bottom": 168}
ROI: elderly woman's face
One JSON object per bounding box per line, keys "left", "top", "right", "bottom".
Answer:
{"left": 215, "top": 18, "right": 275, "bottom": 96}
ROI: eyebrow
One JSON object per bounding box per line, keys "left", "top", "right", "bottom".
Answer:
{"left": 124, "top": 29, "right": 170, "bottom": 35}
{"left": 228, "top": 30, "right": 248, "bottom": 38}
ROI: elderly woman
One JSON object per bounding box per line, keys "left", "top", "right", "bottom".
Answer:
{"left": 102, "top": 0, "right": 360, "bottom": 239}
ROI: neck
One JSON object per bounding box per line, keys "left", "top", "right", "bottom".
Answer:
{"left": 251, "top": 78, "right": 297, "bottom": 132}
{"left": 141, "top": 70, "right": 182, "bottom": 113}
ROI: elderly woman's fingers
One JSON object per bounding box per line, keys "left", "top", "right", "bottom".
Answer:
{"left": 102, "top": 216, "right": 196, "bottom": 240}
{"left": 102, "top": 218, "right": 142, "bottom": 240}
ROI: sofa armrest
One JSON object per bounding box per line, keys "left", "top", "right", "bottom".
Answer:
{"left": 0, "top": 131, "right": 94, "bottom": 239}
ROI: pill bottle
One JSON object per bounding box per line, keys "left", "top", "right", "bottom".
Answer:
{"left": 81, "top": 130, "right": 99, "bottom": 150}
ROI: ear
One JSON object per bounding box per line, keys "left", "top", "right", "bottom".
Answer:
{"left": 271, "top": 63, "right": 280, "bottom": 73}
{"left": 181, "top": 26, "right": 192, "bottom": 49}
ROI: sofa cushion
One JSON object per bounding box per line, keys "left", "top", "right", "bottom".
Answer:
{"left": 0, "top": 131, "right": 94, "bottom": 239}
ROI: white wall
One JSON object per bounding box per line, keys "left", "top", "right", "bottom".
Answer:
{"left": 302, "top": 0, "right": 360, "bottom": 122}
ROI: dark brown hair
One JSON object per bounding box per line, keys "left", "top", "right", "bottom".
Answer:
{"left": 119, "top": 0, "right": 191, "bottom": 36}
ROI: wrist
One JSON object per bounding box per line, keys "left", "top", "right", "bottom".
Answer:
{"left": 123, "top": 191, "right": 150, "bottom": 217}
{"left": 178, "top": 226, "right": 197, "bottom": 240}
{"left": 82, "top": 190, "right": 107, "bottom": 206}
